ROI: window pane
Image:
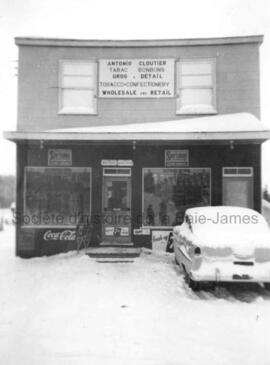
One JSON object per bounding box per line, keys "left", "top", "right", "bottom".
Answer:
{"left": 237, "top": 168, "right": 253, "bottom": 175}
{"left": 181, "top": 62, "right": 212, "bottom": 75}
{"left": 143, "top": 168, "right": 211, "bottom": 226}
{"left": 63, "top": 75, "right": 95, "bottom": 88}
{"left": 223, "top": 168, "right": 238, "bottom": 176}
{"left": 105, "top": 181, "right": 128, "bottom": 210}
{"left": 62, "top": 89, "right": 95, "bottom": 110}
{"left": 63, "top": 62, "right": 95, "bottom": 76}
{"left": 24, "top": 167, "right": 91, "bottom": 226}
{"left": 181, "top": 88, "right": 212, "bottom": 106}
{"left": 223, "top": 179, "right": 250, "bottom": 208}
{"left": 181, "top": 75, "right": 212, "bottom": 87}
{"left": 104, "top": 168, "right": 131, "bottom": 176}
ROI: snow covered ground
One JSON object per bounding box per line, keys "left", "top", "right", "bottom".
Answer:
{"left": 0, "top": 217, "right": 270, "bottom": 364}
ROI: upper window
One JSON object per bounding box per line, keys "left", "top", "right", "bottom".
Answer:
{"left": 176, "top": 59, "right": 216, "bottom": 115}
{"left": 59, "top": 61, "right": 97, "bottom": 114}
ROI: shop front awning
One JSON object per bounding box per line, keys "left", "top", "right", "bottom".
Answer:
{"left": 4, "top": 113, "right": 270, "bottom": 144}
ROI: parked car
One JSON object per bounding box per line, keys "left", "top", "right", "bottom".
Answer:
{"left": 173, "top": 206, "right": 270, "bottom": 291}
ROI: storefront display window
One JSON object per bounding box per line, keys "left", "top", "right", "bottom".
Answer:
{"left": 24, "top": 167, "right": 91, "bottom": 226}
{"left": 143, "top": 168, "right": 211, "bottom": 226}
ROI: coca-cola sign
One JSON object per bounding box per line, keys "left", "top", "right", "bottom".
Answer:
{"left": 43, "top": 230, "right": 76, "bottom": 241}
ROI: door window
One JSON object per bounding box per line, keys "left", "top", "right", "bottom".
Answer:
{"left": 105, "top": 180, "right": 129, "bottom": 210}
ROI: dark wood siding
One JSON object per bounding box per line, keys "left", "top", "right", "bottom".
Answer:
{"left": 15, "top": 142, "right": 261, "bottom": 257}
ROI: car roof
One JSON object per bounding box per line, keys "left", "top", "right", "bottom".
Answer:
{"left": 185, "top": 206, "right": 262, "bottom": 218}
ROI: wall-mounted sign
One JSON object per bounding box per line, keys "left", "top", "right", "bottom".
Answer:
{"left": 99, "top": 59, "right": 175, "bottom": 98}
{"left": 101, "top": 160, "right": 133, "bottom": 166}
{"left": 101, "top": 160, "right": 118, "bottom": 166}
{"left": 165, "top": 150, "right": 189, "bottom": 167}
{"left": 117, "top": 160, "right": 133, "bottom": 166}
{"left": 48, "top": 149, "right": 72, "bottom": 166}
{"left": 43, "top": 230, "right": 76, "bottom": 241}
{"left": 105, "top": 226, "right": 129, "bottom": 236}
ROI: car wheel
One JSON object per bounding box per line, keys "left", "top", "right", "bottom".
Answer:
{"left": 264, "top": 282, "right": 270, "bottom": 291}
{"left": 185, "top": 272, "right": 201, "bottom": 291}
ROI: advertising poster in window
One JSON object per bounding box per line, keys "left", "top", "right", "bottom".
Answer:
{"left": 105, "top": 226, "right": 129, "bottom": 236}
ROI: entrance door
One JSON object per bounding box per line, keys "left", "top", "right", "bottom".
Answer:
{"left": 102, "top": 169, "right": 132, "bottom": 244}
{"left": 222, "top": 167, "right": 253, "bottom": 208}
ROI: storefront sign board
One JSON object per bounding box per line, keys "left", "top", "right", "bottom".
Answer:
{"left": 99, "top": 59, "right": 175, "bottom": 98}
{"left": 48, "top": 149, "right": 72, "bottom": 166}
{"left": 117, "top": 160, "right": 133, "bottom": 166}
{"left": 165, "top": 150, "right": 189, "bottom": 167}
{"left": 101, "top": 160, "right": 133, "bottom": 166}
{"left": 101, "top": 160, "right": 118, "bottom": 166}
{"left": 43, "top": 230, "right": 76, "bottom": 241}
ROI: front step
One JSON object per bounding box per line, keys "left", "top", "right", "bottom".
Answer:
{"left": 86, "top": 246, "right": 141, "bottom": 259}
{"left": 99, "top": 241, "right": 134, "bottom": 247}
{"left": 96, "top": 258, "right": 135, "bottom": 264}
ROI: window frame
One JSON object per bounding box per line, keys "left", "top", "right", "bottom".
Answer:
{"left": 142, "top": 167, "right": 212, "bottom": 228}
{"left": 222, "top": 167, "right": 253, "bottom": 177}
{"left": 176, "top": 58, "right": 217, "bottom": 115}
{"left": 58, "top": 59, "right": 98, "bottom": 115}
{"left": 103, "top": 167, "right": 132, "bottom": 177}
{"left": 23, "top": 166, "right": 92, "bottom": 228}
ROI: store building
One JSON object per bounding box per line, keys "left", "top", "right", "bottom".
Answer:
{"left": 4, "top": 35, "right": 270, "bottom": 257}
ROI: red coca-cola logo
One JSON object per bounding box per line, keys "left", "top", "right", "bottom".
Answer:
{"left": 43, "top": 230, "right": 76, "bottom": 241}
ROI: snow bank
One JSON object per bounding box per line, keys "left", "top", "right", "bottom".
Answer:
{"left": 0, "top": 226, "right": 270, "bottom": 365}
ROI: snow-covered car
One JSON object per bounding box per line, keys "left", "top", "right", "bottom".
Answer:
{"left": 173, "top": 206, "right": 270, "bottom": 291}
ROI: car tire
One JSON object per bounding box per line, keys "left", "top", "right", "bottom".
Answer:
{"left": 264, "top": 282, "right": 270, "bottom": 291}
{"left": 185, "top": 272, "right": 201, "bottom": 291}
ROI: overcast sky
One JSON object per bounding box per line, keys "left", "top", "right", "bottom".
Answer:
{"left": 0, "top": 0, "right": 269, "bottom": 185}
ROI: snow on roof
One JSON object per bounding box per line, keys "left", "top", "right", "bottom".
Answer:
{"left": 48, "top": 113, "right": 269, "bottom": 134}
{"left": 15, "top": 35, "right": 264, "bottom": 47}
{"left": 4, "top": 113, "right": 270, "bottom": 142}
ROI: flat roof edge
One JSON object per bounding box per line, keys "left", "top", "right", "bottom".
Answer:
{"left": 14, "top": 35, "right": 264, "bottom": 47}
